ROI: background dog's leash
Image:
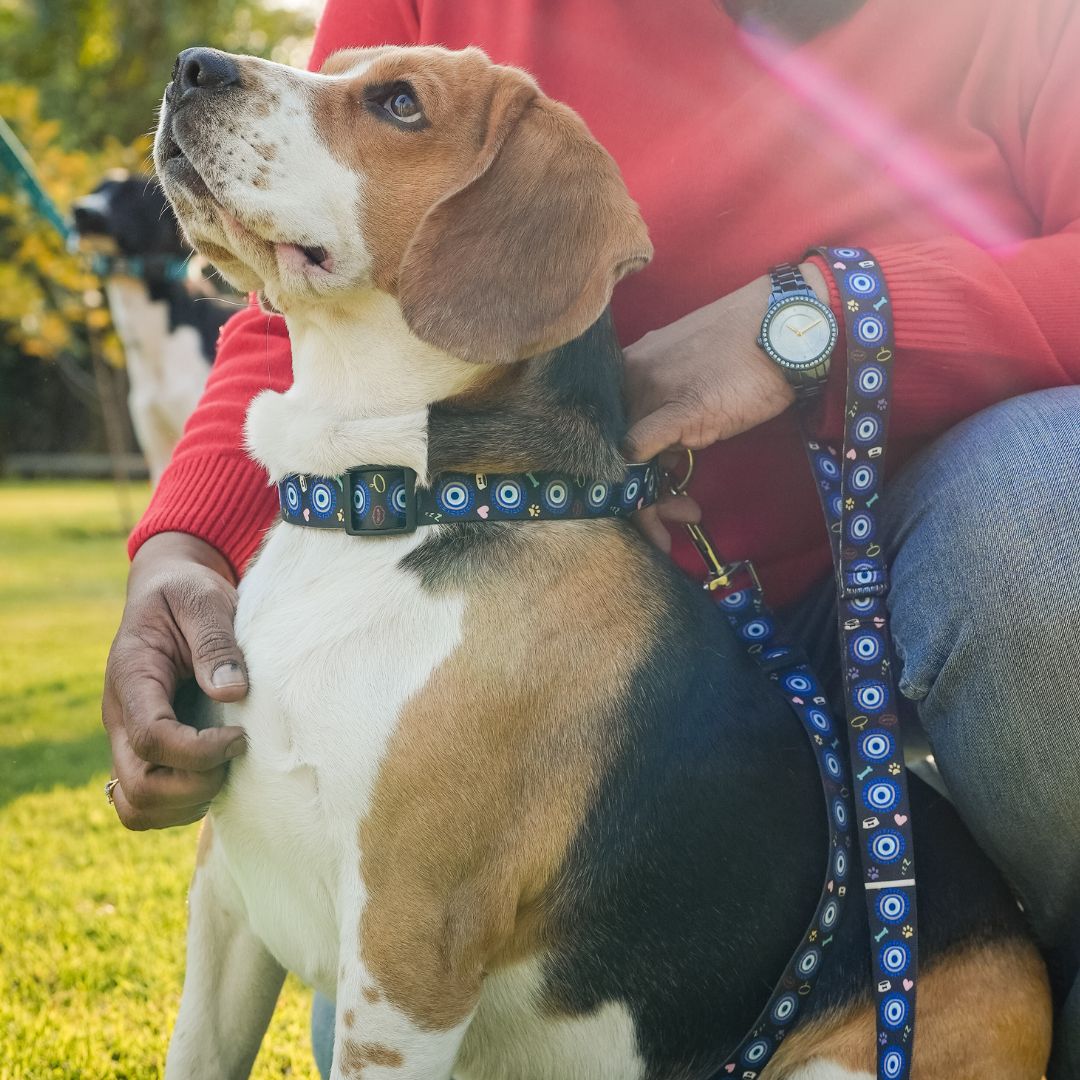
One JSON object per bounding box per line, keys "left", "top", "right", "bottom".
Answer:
{"left": 275, "top": 248, "right": 916, "bottom": 1080}
{"left": 691, "top": 247, "right": 917, "bottom": 1080}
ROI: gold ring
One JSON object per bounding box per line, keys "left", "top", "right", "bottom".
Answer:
{"left": 668, "top": 448, "right": 695, "bottom": 495}
{"left": 105, "top": 778, "right": 120, "bottom": 806}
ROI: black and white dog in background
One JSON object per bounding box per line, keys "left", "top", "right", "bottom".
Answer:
{"left": 72, "top": 172, "right": 235, "bottom": 483}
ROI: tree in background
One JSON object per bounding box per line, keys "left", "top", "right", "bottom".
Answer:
{"left": 0, "top": 0, "right": 314, "bottom": 461}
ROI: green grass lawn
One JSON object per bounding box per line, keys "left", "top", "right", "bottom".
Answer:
{"left": 0, "top": 481, "right": 317, "bottom": 1080}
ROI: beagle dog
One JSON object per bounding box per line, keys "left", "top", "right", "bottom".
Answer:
{"left": 154, "top": 45, "right": 1052, "bottom": 1080}
{"left": 72, "top": 174, "right": 234, "bottom": 483}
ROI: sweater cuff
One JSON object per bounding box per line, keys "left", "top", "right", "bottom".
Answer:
{"left": 127, "top": 452, "right": 279, "bottom": 579}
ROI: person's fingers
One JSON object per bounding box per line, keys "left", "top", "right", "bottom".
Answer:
{"left": 113, "top": 660, "right": 246, "bottom": 771}
{"left": 110, "top": 733, "right": 227, "bottom": 812}
{"left": 108, "top": 779, "right": 212, "bottom": 832}
{"left": 623, "top": 403, "right": 687, "bottom": 464}
{"left": 632, "top": 505, "right": 673, "bottom": 553}
{"left": 654, "top": 492, "right": 702, "bottom": 526}
{"left": 165, "top": 576, "right": 249, "bottom": 703}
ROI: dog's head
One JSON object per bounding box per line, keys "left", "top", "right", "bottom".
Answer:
{"left": 154, "top": 45, "right": 651, "bottom": 363}
{"left": 71, "top": 172, "right": 188, "bottom": 260}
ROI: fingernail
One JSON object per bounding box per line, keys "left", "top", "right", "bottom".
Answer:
{"left": 225, "top": 738, "right": 247, "bottom": 759}
{"left": 211, "top": 662, "right": 245, "bottom": 689}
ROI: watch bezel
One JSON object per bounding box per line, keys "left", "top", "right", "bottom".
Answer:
{"left": 759, "top": 295, "right": 839, "bottom": 371}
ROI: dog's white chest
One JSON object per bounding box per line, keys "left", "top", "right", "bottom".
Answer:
{"left": 212, "top": 523, "right": 464, "bottom": 992}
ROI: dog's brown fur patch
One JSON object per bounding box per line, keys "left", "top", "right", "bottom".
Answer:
{"left": 356, "top": 523, "right": 662, "bottom": 1031}
{"left": 762, "top": 938, "right": 1052, "bottom": 1079}
{"left": 339, "top": 1038, "right": 404, "bottom": 1076}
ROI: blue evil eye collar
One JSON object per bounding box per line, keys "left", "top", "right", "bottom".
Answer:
{"left": 277, "top": 461, "right": 661, "bottom": 536}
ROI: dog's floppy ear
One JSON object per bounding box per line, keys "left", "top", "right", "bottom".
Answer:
{"left": 397, "top": 74, "right": 652, "bottom": 364}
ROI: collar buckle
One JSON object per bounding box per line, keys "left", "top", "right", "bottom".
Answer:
{"left": 344, "top": 466, "right": 418, "bottom": 536}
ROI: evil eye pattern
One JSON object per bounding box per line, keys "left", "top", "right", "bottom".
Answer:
{"left": 877, "top": 890, "right": 909, "bottom": 924}
{"left": 833, "top": 247, "right": 862, "bottom": 259}
{"left": 830, "top": 494, "right": 845, "bottom": 521}
{"left": 797, "top": 948, "right": 821, "bottom": 976}
{"left": 883, "top": 1048, "right": 906, "bottom": 1080}
{"left": 816, "top": 453, "right": 840, "bottom": 480}
{"left": 854, "top": 681, "right": 889, "bottom": 713}
{"left": 847, "top": 512, "right": 874, "bottom": 543}
{"left": 587, "top": 482, "right": 610, "bottom": 513}
{"left": 352, "top": 481, "right": 370, "bottom": 519}
{"left": 835, "top": 848, "right": 848, "bottom": 879}
{"left": 849, "top": 595, "right": 880, "bottom": 614}
{"left": 771, "top": 993, "right": 798, "bottom": 1024}
{"left": 820, "top": 900, "right": 839, "bottom": 929}
{"left": 850, "top": 631, "right": 884, "bottom": 665}
{"left": 870, "top": 829, "right": 905, "bottom": 864}
{"left": 847, "top": 271, "right": 878, "bottom": 295}
{"left": 880, "top": 994, "right": 909, "bottom": 1030}
{"left": 808, "top": 708, "right": 831, "bottom": 733}
{"left": 863, "top": 778, "right": 901, "bottom": 812}
{"left": 309, "top": 481, "right": 336, "bottom": 519}
{"left": 742, "top": 1039, "right": 771, "bottom": 1066}
{"left": 283, "top": 479, "right": 301, "bottom": 515}
{"left": 493, "top": 479, "right": 526, "bottom": 515}
{"left": 437, "top": 479, "right": 474, "bottom": 516}
{"left": 832, "top": 796, "right": 848, "bottom": 825}
{"left": 858, "top": 364, "right": 885, "bottom": 395}
{"left": 542, "top": 479, "right": 571, "bottom": 515}
{"left": 740, "top": 618, "right": 773, "bottom": 642}
{"left": 850, "top": 464, "right": 876, "bottom": 492}
{"left": 859, "top": 730, "right": 894, "bottom": 762}
{"left": 855, "top": 314, "right": 886, "bottom": 346}
{"left": 720, "top": 590, "right": 750, "bottom": 611}
{"left": 782, "top": 672, "right": 814, "bottom": 695}
{"left": 388, "top": 481, "right": 408, "bottom": 517}
{"left": 620, "top": 476, "right": 642, "bottom": 508}
{"left": 880, "top": 942, "right": 911, "bottom": 975}
{"left": 824, "top": 753, "right": 843, "bottom": 781}
{"left": 853, "top": 414, "right": 881, "bottom": 444}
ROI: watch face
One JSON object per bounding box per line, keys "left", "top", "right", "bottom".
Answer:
{"left": 763, "top": 298, "right": 837, "bottom": 370}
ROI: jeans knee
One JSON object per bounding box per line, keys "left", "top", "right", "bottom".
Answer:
{"left": 884, "top": 389, "right": 1080, "bottom": 702}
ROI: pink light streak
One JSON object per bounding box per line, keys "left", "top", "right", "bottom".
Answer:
{"left": 738, "top": 24, "right": 1025, "bottom": 251}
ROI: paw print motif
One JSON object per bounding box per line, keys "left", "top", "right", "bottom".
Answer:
{"left": 847, "top": 299, "right": 860, "bottom": 312}
{"left": 809, "top": 929, "right": 819, "bottom": 942}
{"left": 879, "top": 1031, "right": 888, "bottom": 1046}
{"left": 867, "top": 866, "right": 880, "bottom": 881}
{"left": 888, "top": 762, "right": 902, "bottom": 776}
{"left": 528, "top": 505, "right": 541, "bottom": 518}
{"left": 845, "top": 497, "right": 856, "bottom": 510}
{"left": 877, "top": 398, "right": 890, "bottom": 411}
{"left": 902, "top": 924, "right": 914, "bottom": 939}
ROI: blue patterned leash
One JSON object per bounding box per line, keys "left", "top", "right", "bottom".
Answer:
{"left": 0, "top": 115, "right": 71, "bottom": 241}
{"left": 696, "top": 247, "right": 915, "bottom": 1080}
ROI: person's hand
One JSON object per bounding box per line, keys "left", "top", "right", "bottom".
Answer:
{"left": 624, "top": 262, "right": 829, "bottom": 551}
{"left": 102, "top": 532, "right": 249, "bottom": 830}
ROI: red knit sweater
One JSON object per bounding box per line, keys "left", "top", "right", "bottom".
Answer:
{"left": 131, "top": 0, "right": 1080, "bottom": 607}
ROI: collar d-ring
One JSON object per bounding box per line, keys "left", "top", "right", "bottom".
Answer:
{"left": 667, "top": 448, "right": 695, "bottom": 495}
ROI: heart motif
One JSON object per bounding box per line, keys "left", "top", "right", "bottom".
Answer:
{"left": 894, "top": 813, "right": 908, "bottom": 826}
{"left": 846, "top": 449, "right": 858, "bottom": 460}
{"left": 725, "top": 1066, "right": 736, "bottom": 1075}
{"left": 827, "top": 880, "right": 835, "bottom": 893}
{"left": 792, "top": 696, "right": 804, "bottom": 705}
{"left": 903, "top": 978, "right": 914, "bottom": 991}
{"left": 477, "top": 505, "right": 489, "bottom": 519}
{"left": 833, "top": 261, "right": 846, "bottom": 270}
{"left": 302, "top": 508, "right": 310, "bottom": 522}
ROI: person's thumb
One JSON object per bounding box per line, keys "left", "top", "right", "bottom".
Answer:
{"left": 170, "top": 577, "right": 249, "bottom": 702}
{"left": 624, "top": 403, "right": 684, "bottom": 463}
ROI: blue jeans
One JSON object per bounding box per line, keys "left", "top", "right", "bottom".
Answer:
{"left": 312, "top": 388, "right": 1080, "bottom": 1078}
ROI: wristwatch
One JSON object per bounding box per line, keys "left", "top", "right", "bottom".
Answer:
{"left": 757, "top": 263, "right": 839, "bottom": 398}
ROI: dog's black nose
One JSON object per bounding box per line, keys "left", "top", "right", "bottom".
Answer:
{"left": 175, "top": 47, "right": 241, "bottom": 95}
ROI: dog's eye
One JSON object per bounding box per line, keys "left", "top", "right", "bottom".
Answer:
{"left": 383, "top": 89, "right": 422, "bottom": 124}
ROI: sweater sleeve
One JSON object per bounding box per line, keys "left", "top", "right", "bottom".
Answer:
{"left": 127, "top": 0, "right": 423, "bottom": 574}
{"left": 809, "top": 0, "right": 1080, "bottom": 445}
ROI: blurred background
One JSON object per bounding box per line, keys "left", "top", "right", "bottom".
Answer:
{"left": 0, "top": 1, "right": 323, "bottom": 1075}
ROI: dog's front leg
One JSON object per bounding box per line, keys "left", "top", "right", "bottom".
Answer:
{"left": 165, "top": 818, "right": 286, "bottom": 1080}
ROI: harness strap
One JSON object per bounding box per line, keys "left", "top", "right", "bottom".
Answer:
{"left": 702, "top": 247, "right": 915, "bottom": 1080}
{"left": 278, "top": 462, "right": 661, "bottom": 534}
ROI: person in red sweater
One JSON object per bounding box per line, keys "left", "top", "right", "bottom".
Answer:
{"left": 102, "top": 0, "right": 1080, "bottom": 1073}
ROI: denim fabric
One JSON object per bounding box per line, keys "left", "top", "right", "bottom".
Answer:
{"left": 311, "top": 388, "right": 1080, "bottom": 1079}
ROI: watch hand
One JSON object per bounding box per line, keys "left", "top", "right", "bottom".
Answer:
{"left": 801, "top": 318, "right": 825, "bottom": 335}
